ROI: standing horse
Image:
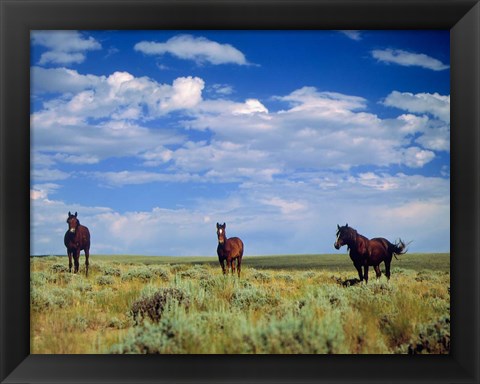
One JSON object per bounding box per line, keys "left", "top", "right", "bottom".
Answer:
{"left": 334, "top": 224, "right": 406, "bottom": 283}
{"left": 216, "top": 222, "right": 244, "bottom": 277}
{"left": 64, "top": 212, "right": 91, "bottom": 276}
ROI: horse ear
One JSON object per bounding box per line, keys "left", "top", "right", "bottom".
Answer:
{"left": 337, "top": 224, "right": 340, "bottom": 230}
{"left": 75, "top": 212, "right": 78, "bottom": 217}
{"left": 68, "top": 211, "right": 71, "bottom": 216}
{"left": 346, "top": 223, "right": 348, "bottom": 227}
{"left": 223, "top": 222, "right": 226, "bottom": 227}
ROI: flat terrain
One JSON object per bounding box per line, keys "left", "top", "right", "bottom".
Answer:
{"left": 30, "top": 253, "right": 450, "bottom": 354}
{"left": 78, "top": 252, "right": 450, "bottom": 271}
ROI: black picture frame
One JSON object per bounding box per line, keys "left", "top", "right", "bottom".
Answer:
{"left": 1, "top": 0, "right": 479, "bottom": 383}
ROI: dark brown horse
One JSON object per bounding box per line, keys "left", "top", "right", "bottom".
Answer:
{"left": 216, "top": 222, "right": 244, "bottom": 277}
{"left": 64, "top": 212, "right": 91, "bottom": 276}
{"left": 334, "top": 224, "right": 406, "bottom": 283}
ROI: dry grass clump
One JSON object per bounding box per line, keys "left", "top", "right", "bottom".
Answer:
{"left": 131, "top": 288, "right": 189, "bottom": 324}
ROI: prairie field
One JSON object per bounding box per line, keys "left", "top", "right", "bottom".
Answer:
{"left": 30, "top": 253, "right": 450, "bottom": 354}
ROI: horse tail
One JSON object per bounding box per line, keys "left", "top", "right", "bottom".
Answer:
{"left": 390, "top": 239, "right": 408, "bottom": 260}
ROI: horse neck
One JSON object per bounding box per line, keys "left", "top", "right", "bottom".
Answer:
{"left": 70, "top": 224, "right": 82, "bottom": 239}
{"left": 351, "top": 232, "right": 370, "bottom": 252}
{"left": 218, "top": 235, "right": 228, "bottom": 248}
{"left": 345, "top": 230, "right": 359, "bottom": 248}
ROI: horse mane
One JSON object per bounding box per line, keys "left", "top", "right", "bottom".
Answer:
{"left": 336, "top": 225, "right": 359, "bottom": 251}
{"left": 344, "top": 226, "right": 358, "bottom": 245}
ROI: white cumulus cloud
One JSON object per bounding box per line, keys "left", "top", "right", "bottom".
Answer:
{"left": 402, "top": 147, "right": 436, "bottom": 168}
{"left": 31, "top": 67, "right": 102, "bottom": 94}
{"left": 32, "top": 31, "right": 101, "bottom": 65}
{"left": 30, "top": 169, "right": 450, "bottom": 255}
{"left": 134, "top": 34, "right": 249, "bottom": 65}
{"left": 372, "top": 49, "right": 449, "bottom": 71}
{"left": 232, "top": 99, "right": 269, "bottom": 115}
{"left": 383, "top": 91, "right": 450, "bottom": 123}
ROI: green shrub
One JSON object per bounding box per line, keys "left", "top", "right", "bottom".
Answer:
{"left": 148, "top": 265, "right": 171, "bottom": 281}
{"left": 247, "top": 309, "right": 347, "bottom": 354}
{"left": 31, "top": 270, "right": 73, "bottom": 285}
{"left": 101, "top": 265, "right": 122, "bottom": 277}
{"left": 302, "top": 271, "right": 317, "bottom": 279}
{"left": 31, "top": 286, "right": 74, "bottom": 310}
{"left": 199, "top": 275, "right": 225, "bottom": 291}
{"left": 110, "top": 312, "right": 199, "bottom": 354}
{"left": 31, "top": 271, "right": 49, "bottom": 286}
{"left": 277, "top": 273, "right": 294, "bottom": 283}
{"left": 85, "top": 263, "right": 102, "bottom": 274}
{"left": 319, "top": 285, "right": 348, "bottom": 309}
{"left": 405, "top": 316, "right": 450, "bottom": 354}
{"left": 96, "top": 275, "right": 115, "bottom": 286}
{"left": 51, "top": 263, "right": 69, "bottom": 273}
{"left": 250, "top": 269, "right": 271, "bottom": 283}
{"left": 71, "top": 278, "right": 93, "bottom": 292}
{"left": 178, "top": 265, "right": 210, "bottom": 280}
{"left": 169, "top": 264, "right": 187, "bottom": 273}
{"left": 231, "top": 286, "right": 279, "bottom": 311}
{"left": 121, "top": 266, "right": 153, "bottom": 282}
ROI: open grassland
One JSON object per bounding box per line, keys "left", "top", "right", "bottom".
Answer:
{"left": 31, "top": 254, "right": 450, "bottom": 354}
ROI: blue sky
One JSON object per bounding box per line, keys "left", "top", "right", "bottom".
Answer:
{"left": 30, "top": 30, "right": 450, "bottom": 256}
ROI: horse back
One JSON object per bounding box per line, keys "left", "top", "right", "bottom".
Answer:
{"left": 370, "top": 237, "right": 390, "bottom": 251}
{"left": 368, "top": 237, "right": 392, "bottom": 263}
{"left": 226, "top": 237, "right": 244, "bottom": 258}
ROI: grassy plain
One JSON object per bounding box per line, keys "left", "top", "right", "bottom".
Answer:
{"left": 30, "top": 253, "right": 450, "bottom": 354}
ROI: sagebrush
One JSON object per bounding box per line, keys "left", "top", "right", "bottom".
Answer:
{"left": 30, "top": 255, "right": 450, "bottom": 354}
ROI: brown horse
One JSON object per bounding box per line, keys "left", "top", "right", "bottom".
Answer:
{"left": 64, "top": 211, "right": 91, "bottom": 276}
{"left": 216, "top": 222, "right": 244, "bottom": 277}
{"left": 334, "top": 224, "right": 406, "bottom": 283}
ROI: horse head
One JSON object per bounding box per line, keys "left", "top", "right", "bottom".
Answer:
{"left": 216, "top": 222, "right": 226, "bottom": 244}
{"left": 334, "top": 223, "right": 356, "bottom": 249}
{"left": 67, "top": 211, "right": 79, "bottom": 234}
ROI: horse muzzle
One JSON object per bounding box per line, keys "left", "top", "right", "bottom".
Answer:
{"left": 334, "top": 242, "right": 341, "bottom": 250}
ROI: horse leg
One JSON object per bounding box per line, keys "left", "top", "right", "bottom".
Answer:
{"left": 385, "top": 260, "right": 391, "bottom": 280}
{"left": 355, "top": 264, "right": 363, "bottom": 282}
{"left": 68, "top": 251, "right": 73, "bottom": 273}
{"left": 374, "top": 265, "right": 382, "bottom": 279}
{"left": 237, "top": 257, "right": 242, "bottom": 278}
{"left": 219, "top": 259, "right": 226, "bottom": 275}
{"left": 231, "top": 257, "right": 236, "bottom": 275}
{"left": 85, "top": 247, "right": 90, "bottom": 277}
{"left": 74, "top": 249, "right": 80, "bottom": 273}
{"left": 363, "top": 265, "right": 369, "bottom": 283}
